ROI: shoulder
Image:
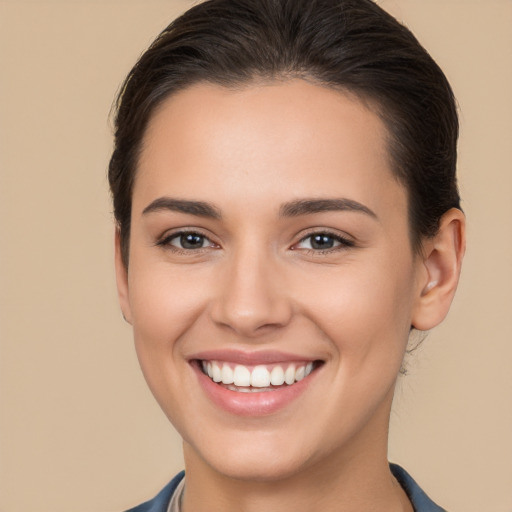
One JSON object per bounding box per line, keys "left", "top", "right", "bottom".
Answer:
{"left": 390, "top": 463, "right": 447, "bottom": 512}
{"left": 123, "top": 471, "right": 185, "bottom": 512}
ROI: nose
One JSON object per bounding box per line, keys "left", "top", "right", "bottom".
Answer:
{"left": 209, "top": 249, "right": 293, "bottom": 338}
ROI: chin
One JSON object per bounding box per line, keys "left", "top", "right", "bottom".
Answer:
{"left": 208, "top": 451, "right": 311, "bottom": 483}
{"left": 183, "top": 427, "right": 330, "bottom": 484}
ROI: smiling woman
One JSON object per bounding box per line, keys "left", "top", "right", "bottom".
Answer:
{"left": 109, "top": 1, "right": 465, "bottom": 511}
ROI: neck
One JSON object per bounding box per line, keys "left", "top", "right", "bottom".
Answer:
{"left": 181, "top": 413, "right": 412, "bottom": 512}
{"left": 183, "top": 458, "right": 411, "bottom": 512}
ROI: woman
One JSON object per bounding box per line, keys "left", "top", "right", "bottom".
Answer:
{"left": 109, "top": 0, "right": 465, "bottom": 510}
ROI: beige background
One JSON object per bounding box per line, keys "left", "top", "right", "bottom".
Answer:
{"left": 0, "top": 1, "right": 511, "bottom": 511}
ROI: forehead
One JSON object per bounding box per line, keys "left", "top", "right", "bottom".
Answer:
{"left": 135, "top": 79, "right": 405, "bottom": 221}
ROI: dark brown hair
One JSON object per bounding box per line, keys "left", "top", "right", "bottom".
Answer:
{"left": 109, "top": 0, "right": 460, "bottom": 265}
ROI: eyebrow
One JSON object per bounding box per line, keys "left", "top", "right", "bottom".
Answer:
{"left": 142, "top": 197, "right": 222, "bottom": 219}
{"left": 279, "top": 198, "right": 377, "bottom": 218}
{"left": 142, "top": 196, "right": 376, "bottom": 220}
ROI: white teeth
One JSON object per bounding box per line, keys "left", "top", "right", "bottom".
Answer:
{"left": 203, "top": 360, "right": 317, "bottom": 390}
{"left": 251, "top": 365, "right": 271, "bottom": 387}
{"left": 284, "top": 364, "right": 296, "bottom": 385}
{"left": 233, "top": 365, "right": 251, "bottom": 386}
{"left": 270, "top": 365, "right": 285, "bottom": 386}
{"left": 212, "top": 364, "right": 222, "bottom": 382}
{"left": 221, "top": 364, "right": 234, "bottom": 385}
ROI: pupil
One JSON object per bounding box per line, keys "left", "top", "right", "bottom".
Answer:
{"left": 311, "top": 234, "right": 334, "bottom": 249}
{"left": 181, "top": 233, "right": 203, "bottom": 249}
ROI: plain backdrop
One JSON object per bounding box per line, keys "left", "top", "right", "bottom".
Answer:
{"left": 0, "top": 1, "right": 511, "bottom": 511}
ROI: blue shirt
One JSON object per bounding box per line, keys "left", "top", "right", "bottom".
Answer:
{"left": 125, "top": 464, "right": 446, "bottom": 512}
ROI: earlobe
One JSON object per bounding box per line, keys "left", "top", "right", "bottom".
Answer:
{"left": 114, "top": 228, "right": 133, "bottom": 325}
{"left": 411, "top": 208, "right": 466, "bottom": 331}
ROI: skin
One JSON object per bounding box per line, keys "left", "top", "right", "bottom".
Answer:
{"left": 116, "top": 80, "right": 465, "bottom": 512}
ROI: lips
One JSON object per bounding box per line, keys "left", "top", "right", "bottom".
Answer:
{"left": 189, "top": 351, "right": 323, "bottom": 416}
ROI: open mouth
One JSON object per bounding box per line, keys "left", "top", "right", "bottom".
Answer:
{"left": 197, "top": 360, "right": 322, "bottom": 393}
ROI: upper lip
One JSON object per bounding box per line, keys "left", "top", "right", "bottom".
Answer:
{"left": 187, "top": 349, "right": 319, "bottom": 365}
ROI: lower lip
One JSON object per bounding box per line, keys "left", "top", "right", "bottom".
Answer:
{"left": 192, "top": 361, "right": 317, "bottom": 416}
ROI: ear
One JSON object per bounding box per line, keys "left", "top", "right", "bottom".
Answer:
{"left": 114, "top": 228, "right": 133, "bottom": 325}
{"left": 411, "top": 208, "right": 466, "bottom": 331}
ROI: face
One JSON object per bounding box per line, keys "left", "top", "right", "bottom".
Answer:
{"left": 117, "top": 80, "right": 428, "bottom": 481}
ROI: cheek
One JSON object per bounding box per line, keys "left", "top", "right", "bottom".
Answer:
{"left": 127, "top": 261, "right": 212, "bottom": 397}
{"left": 294, "top": 258, "right": 416, "bottom": 366}
{"left": 129, "top": 261, "right": 210, "bottom": 336}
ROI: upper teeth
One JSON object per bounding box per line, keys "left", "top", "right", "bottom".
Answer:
{"left": 202, "top": 361, "right": 314, "bottom": 388}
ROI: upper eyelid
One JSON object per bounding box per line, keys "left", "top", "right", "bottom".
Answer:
{"left": 296, "top": 228, "right": 354, "bottom": 242}
{"left": 158, "top": 226, "right": 212, "bottom": 238}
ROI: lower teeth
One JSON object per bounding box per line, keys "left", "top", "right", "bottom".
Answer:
{"left": 225, "top": 384, "right": 279, "bottom": 393}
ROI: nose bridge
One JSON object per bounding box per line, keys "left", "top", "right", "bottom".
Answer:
{"left": 210, "top": 240, "right": 292, "bottom": 337}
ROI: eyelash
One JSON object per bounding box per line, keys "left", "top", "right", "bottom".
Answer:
{"left": 293, "top": 230, "right": 355, "bottom": 254}
{"left": 156, "top": 229, "right": 354, "bottom": 255}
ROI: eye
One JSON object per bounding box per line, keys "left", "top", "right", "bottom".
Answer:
{"left": 294, "top": 232, "right": 354, "bottom": 251}
{"left": 158, "top": 231, "right": 216, "bottom": 251}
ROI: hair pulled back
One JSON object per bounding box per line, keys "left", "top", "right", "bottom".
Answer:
{"left": 109, "top": 0, "right": 460, "bottom": 265}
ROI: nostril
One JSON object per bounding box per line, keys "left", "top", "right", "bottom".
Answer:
{"left": 210, "top": 302, "right": 294, "bottom": 338}
{"left": 208, "top": 265, "right": 293, "bottom": 336}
